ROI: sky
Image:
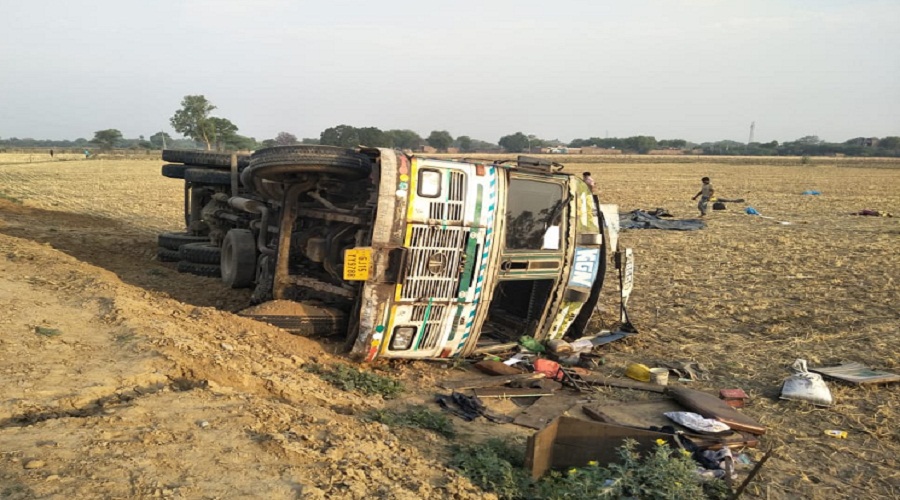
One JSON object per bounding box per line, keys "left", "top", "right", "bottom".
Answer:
{"left": 1, "top": 0, "right": 898, "bottom": 145}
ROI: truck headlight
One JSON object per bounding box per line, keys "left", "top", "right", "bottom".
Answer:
{"left": 390, "top": 326, "right": 417, "bottom": 350}
{"left": 417, "top": 169, "right": 441, "bottom": 198}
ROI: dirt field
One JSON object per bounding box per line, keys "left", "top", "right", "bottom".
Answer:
{"left": 1, "top": 154, "right": 898, "bottom": 499}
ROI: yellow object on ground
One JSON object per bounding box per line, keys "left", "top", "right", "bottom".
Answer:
{"left": 625, "top": 363, "right": 652, "bottom": 382}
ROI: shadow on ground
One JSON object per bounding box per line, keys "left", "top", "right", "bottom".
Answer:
{"left": 0, "top": 200, "right": 250, "bottom": 310}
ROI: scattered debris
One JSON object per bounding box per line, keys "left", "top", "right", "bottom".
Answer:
{"left": 811, "top": 362, "right": 900, "bottom": 385}
{"left": 780, "top": 359, "right": 834, "bottom": 406}
{"left": 665, "top": 411, "right": 732, "bottom": 435}
{"left": 851, "top": 209, "right": 893, "bottom": 217}
{"left": 649, "top": 367, "right": 669, "bottom": 386}
{"left": 659, "top": 361, "right": 708, "bottom": 381}
{"left": 619, "top": 210, "right": 705, "bottom": 231}
{"left": 801, "top": 190, "right": 822, "bottom": 195}
{"left": 512, "top": 395, "right": 579, "bottom": 430}
{"left": 824, "top": 429, "right": 848, "bottom": 439}
{"left": 625, "top": 363, "right": 651, "bottom": 382}
{"left": 474, "top": 359, "right": 524, "bottom": 376}
{"left": 474, "top": 387, "right": 554, "bottom": 398}
{"left": 578, "top": 373, "right": 668, "bottom": 393}
{"left": 719, "top": 388, "right": 750, "bottom": 408}
{"left": 435, "top": 392, "right": 511, "bottom": 423}
{"left": 524, "top": 416, "right": 677, "bottom": 479}
{"left": 438, "top": 372, "right": 545, "bottom": 391}
{"left": 667, "top": 387, "right": 767, "bottom": 435}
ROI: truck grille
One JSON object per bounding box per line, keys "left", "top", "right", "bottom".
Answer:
{"left": 410, "top": 303, "right": 448, "bottom": 349}
{"left": 427, "top": 171, "right": 465, "bottom": 221}
{"left": 402, "top": 225, "right": 467, "bottom": 300}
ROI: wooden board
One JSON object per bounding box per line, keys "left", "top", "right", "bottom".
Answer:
{"left": 810, "top": 362, "right": 900, "bottom": 385}
{"left": 438, "top": 372, "right": 544, "bottom": 390}
{"left": 582, "top": 398, "right": 685, "bottom": 429}
{"left": 577, "top": 374, "right": 667, "bottom": 393}
{"left": 474, "top": 387, "right": 554, "bottom": 398}
{"left": 582, "top": 399, "right": 758, "bottom": 449}
{"left": 667, "top": 387, "right": 766, "bottom": 435}
{"left": 525, "top": 416, "right": 677, "bottom": 480}
{"left": 513, "top": 395, "right": 579, "bottom": 430}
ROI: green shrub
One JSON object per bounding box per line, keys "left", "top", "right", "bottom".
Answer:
{"left": 450, "top": 438, "right": 730, "bottom": 500}
{"left": 366, "top": 405, "right": 456, "bottom": 438}
{"left": 303, "top": 363, "right": 402, "bottom": 398}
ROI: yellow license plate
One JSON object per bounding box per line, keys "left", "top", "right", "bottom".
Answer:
{"left": 343, "top": 247, "right": 373, "bottom": 281}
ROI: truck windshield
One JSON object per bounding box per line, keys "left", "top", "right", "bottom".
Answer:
{"left": 504, "top": 178, "right": 564, "bottom": 250}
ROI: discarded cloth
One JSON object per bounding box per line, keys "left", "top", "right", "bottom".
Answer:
{"left": 852, "top": 209, "right": 893, "bottom": 217}
{"left": 619, "top": 210, "right": 705, "bottom": 231}
{"left": 801, "top": 190, "right": 821, "bottom": 195}
{"left": 664, "top": 411, "right": 732, "bottom": 434}
{"left": 745, "top": 207, "right": 760, "bottom": 215}
{"left": 435, "top": 392, "right": 512, "bottom": 423}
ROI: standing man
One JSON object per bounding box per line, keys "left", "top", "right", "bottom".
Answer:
{"left": 583, "top": 171, "right": 597, "bottom": 195}
{"left": 692, "top": 177, "right": 714, "bottom": 217}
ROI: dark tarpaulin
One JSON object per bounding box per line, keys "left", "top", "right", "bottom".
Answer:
{"left": 619, "top": 210, "right": 706, "bottom": 231}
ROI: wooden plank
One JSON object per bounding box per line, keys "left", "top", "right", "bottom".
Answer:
{"left": 513, "top": 395, "right": 579, "bottom": 430}
{"left": 811, "top": 362, "right": 900, "bottom": 385}
{"left": 474, "top": 387, "right": 554, "bottom": 398}
{"left": 577, "top": 374, "right": 667, "bottom": 393}
{"left": 438, "top": 372, "right": 545, "bottom": 391}
{"left": 667, "top": 387, "right": 766, "bottom": 435}
{"left": 582, "top": 400, "right": 758, "bottom": 449}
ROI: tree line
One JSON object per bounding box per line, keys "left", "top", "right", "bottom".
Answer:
{"left": 2, "top": 94, "right": 898, "bottom": 158}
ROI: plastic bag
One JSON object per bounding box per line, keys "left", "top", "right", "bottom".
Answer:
{"left": 780, "top": 359, "right": 833, "bottom": 406}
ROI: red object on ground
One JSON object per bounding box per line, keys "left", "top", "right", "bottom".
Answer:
{"left": 534, "top": 359, "right": 564, "bottom": 381}
{"left": 719, "top": 388, "right": 750, "bottom": 408}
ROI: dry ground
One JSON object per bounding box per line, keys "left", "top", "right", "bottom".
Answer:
{"left": 0, "top": 154, "right": 898, "bottom": 499}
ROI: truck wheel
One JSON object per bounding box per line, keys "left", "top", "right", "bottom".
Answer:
{"left": 184, "top": 167, "right": 237, "bottom": 186}
{"left": 179, "top": 242, "right": 222, "bottom": 264}
{"left": 176, "top": 261, "right": 221, "bottom": 278}
{"left": 221, "top": 229, "right": 257, "bottom": 288}
{"left": 161, "top": 164, "right": 191, "bottom": 179}
{"left": 162, "top": 150, "right": 250, "bottom": 168}
{"left": 245, "top": 145, "right": 372, "bottom": 183}
{"left": 158, "top": 231, "right": 209, "bottom": 251}
{"left": 156, "top": 247, "right": 180, "bottom": 262}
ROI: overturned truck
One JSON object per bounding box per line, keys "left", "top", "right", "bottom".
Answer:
{"left": 158, "top": 146, "right": 633, "bottom": 361}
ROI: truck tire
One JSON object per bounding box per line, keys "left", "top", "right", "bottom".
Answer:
{"left": 177, "top": 261, "right": 221, "bottom": 278}
{"left": 162, "top": 150, "right": 250, "bottom": 168}
{"left": 161, "top": 164, "right": 190, "bottom": 179}
{"left": 184, "top": 167, "right": 237, "bottom": 186}
{"left": 245, "top": 145, "right": 372, "bottom": 183}
{"left": 221, "top": 229, "right": 257, "bottom": 288}
{"left": 179, "top": 242, "right": 222, "bottom": 265}
{"left": 158, "top": 231, "right": 209, "bottom": 251}
{"left": 156, "top": 247, "right": 181, "bottom": 262}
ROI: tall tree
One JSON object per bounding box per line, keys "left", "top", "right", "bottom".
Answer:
{"left": 357, "top": 127, "right": 391, "bottom": 147}
{"left": 207, "top": 117, "right": 238, "bottom": 150}
{"left": 170, "top": 95, "right": 216, "bottom": 150}
{"left": 426, "top": 130, "right": 453, "bottom": 151}
{"left": 91, "top": 129, "right": 122, "bottom": 150}
{"left": 320, "top": 125, "right": 360, "bottom": 148}
{"left": 149, "top": 131, "right": 172, "bottom": 149}
{"left": 457, "top": 135, "right": 473, "bottom": 153}
{"left": 274, "top": 132, "right": 298, "bottom": 146}
{"left": 498, "top": 132, "right": 529, "bottom": 153}
{"left": 386, "top": 129, "right": 423, "bottom": 150}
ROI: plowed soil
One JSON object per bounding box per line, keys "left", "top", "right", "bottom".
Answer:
{"left": 1, "top": 155, "right": 898, "bottom": 499}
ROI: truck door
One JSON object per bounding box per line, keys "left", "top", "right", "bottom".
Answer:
{"left": 484, "top": 174, "right": 567, "bottom": 342}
